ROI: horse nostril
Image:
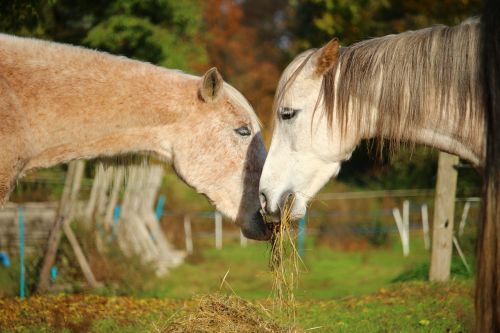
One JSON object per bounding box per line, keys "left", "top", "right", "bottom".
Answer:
{"left": 259, "top": 191, "right": 267, "bottom": 213}
{"left": 279, "top": 190, "right": 294, "bottom": 209}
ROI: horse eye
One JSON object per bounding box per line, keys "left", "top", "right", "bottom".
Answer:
{"left": 280, "top": 107, "right": 299, "bottom": 120}
{"left": 234, "top": 126, "right": 251, "bottom": 136}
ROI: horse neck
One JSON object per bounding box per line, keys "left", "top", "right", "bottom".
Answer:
{"left": 358, "top": 100, "right": 484, "bottom": 165}
{"left": 328, "top": 22, "right": 485, "bottom": 166}
{"left": 2, "top": 38, "right": 196, "bottom": 170}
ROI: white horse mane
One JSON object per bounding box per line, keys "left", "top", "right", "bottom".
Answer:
{"left": 276, "top": 20, "right": 485, "bottom": 161}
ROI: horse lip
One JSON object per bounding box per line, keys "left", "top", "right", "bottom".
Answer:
{"left": 263, "top": 215, "right": 281, "bottom": 224}
{"left": 259, "top": 208, "right": 280, "bottom": 223}
{"left": 261, "top": 225, "right": 273, "bottom": 241}
{"left": 241, "top": 211, "right": 272, "bottom": 241}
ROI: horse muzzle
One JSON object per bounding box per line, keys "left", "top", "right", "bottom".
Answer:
{"left": 240, "top": 210, "right": 272, "bottom": 241}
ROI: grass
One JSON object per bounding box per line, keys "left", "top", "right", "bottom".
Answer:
{"left": 0, "top": 281, "right": 473, "bottom": 332}
{"left": 294, "top": 281, "right": 473, "bottom": 332}
{"left": 136, "top": 237, "right": 440, "bottom": 300}
{"left": 0, "top": 238, "right": 474, "bottom": 332}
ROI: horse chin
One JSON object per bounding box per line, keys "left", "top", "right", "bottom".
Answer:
{"left": 240, "top": 210, "right": 272, "bottom": 241}
{"left": 275, "top": 196, "right": 307, "bottom": 222}
{"left": 290, "top": 201, "right": 307, "bottom": 220}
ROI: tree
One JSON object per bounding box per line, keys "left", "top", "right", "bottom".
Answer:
{"left": 83, "top": 0, "right": 206, "bottom": 70}
{"left": 0, "top": 0, "right": 49, "bottom": 37}
{"left": 290, "top": 0, "right": 483, "bottom": 50}
{"left": 201, "top": 0, "right": 284, "bottom": 126}
{"left": 0, "top": 0, "right": 207, "bottom": 71}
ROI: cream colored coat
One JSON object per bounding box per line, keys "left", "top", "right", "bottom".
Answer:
{"left": 0, "top": 34, "right": 269, "bottom": 240}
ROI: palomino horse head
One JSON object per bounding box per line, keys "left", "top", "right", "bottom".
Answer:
{"left": 171, "top": 68, "right": 270, "bottom": 240}
{"left": 259, "top": 39, "right": 355, "bottom": 220}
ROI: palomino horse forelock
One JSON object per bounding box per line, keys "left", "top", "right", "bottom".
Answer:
{"left": 0, "top": 33, "right": 270, "bottom": 240}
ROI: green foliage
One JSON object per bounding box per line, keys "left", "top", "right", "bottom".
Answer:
{"left": 0, "top": 0, "right": 207, "bottom": 71}
{"left": 0, "top": 253, "right": 43, "bottom": 298}
{"left": 391, "top": 259, "right": 474, "bottom": 283}
{"left": 338, "top": 143, "right": 481, "bottom": 193}
{"left": 338, "top": 143, "right": 439, "bottom": 189}
{"left": 368, "top": 218, "right": 389, "bottom": 246}
{"left": 290, "top": 0, "right": 390, "bottom": 49}
{"left": 84, "top": 0, "right": 206, "bottom": 70}
{"left": 290, "top": 0, "right": 483, "bottom": 50}
{"left": 0, "top": 0, "right": 40, "bottom": 34}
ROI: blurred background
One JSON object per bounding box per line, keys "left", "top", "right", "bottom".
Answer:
{"left": 0, "top": 0, "right": 485, "bottom": 331}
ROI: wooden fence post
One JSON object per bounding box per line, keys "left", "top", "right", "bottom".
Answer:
{"left": 458, "top": 201, "right": 471, "bottom": 237}
{"left": 37, "top": 162, "right": 76, "bottom": 293}
{"left": 421, "top": 204, "right": 430, "bottom": 250}
{"left": 18, "top": 207, "right": 25, "bottom": 298}
{"left": 215, "top": 211, "right": 222, "bottom": 249}
{"left": 240, "top": 231, "right": 248, "bottom": 248}
{"left": 68, "top": 161, "right": 85, "bottom": 218}
{"left": 393, "top": 202, "right": 410, "bottom": 257}
{"left": 62, "top": 222, "right": 98, "bottom": 287}
{"left": 184, "top": 215, "right": 193, "bottom": 254}
{"left": 429, "top": 152, "right": 459, "bottom": 282}
{"left": 37, "top": 161, "right": 98, "bottom": 292}
{"left": 104, "top": 168, "right": 124, "bottom": 227}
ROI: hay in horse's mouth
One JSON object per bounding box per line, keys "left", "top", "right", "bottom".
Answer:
{"left": 264, "top": 194, "right": 301, "bottom": 323}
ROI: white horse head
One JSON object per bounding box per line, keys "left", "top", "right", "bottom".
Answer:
{"left": 259, "top": 39, "right": 355, "bottom": 220}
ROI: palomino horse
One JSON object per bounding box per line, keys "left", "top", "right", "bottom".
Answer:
{"left": 0, "top": 34, "right": 270, "bottom": 240}
{"left": 260, "top": 6, "right": 500, "bottom": 331}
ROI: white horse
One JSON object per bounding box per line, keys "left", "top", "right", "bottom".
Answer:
{"left": 260, "top": 20, "right": 483, "bottom": 219}
{"left": 260, "top": 16, "right": 499, "bottom": 330}
{"left": 0, "top": 34, "right": 270, "bottom": 240}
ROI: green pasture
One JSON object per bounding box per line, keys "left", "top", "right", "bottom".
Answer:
{"left": 0, "top": 281, "right": 473, "bottom": 332}
{"left": 137, "top": 239, "right": 435, "bottom": 300}
{"left": 0, "top": 238, "right": 474, "bottom": 332}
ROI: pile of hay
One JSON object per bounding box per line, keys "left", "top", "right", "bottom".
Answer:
{"left": 165, "top": 294, "right": 291, "bottom": 333}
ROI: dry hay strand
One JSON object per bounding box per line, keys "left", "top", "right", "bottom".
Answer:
{"left": 164, "top": 294, "right": 291, "bottom": 333}
{"left": 266, "top": 195, "right": 303, "bottom": 322}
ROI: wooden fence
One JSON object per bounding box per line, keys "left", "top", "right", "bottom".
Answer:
{"left": 0, "top": 202, "right": 58, "bottom": 256}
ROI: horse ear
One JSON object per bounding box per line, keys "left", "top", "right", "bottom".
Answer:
{"left": 200, "top": 67, "right": 223, "bottom": 102}
{"left": 313, "top": 38, "right": 340, "bottom": 76}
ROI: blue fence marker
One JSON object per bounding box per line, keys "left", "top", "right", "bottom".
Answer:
{"left": 112, "top": 205, "right": 122, "bottom": 240}
{"left": 50, "top": 266, "right": 58, "bottom": 282}
{"left": 155, "top": 195, "right": 166, "bottom": 220}
{"left": 297, "top": 213, "right": 307, "bottom": 259}
{"left": 113, "top": 205, "right": 121, "bottom": 223}
{"left": 0, "top": 252, "right": 10, "bottom": 267}
{"left": 19, "top": 207, "right": 25, "bottom": 299}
